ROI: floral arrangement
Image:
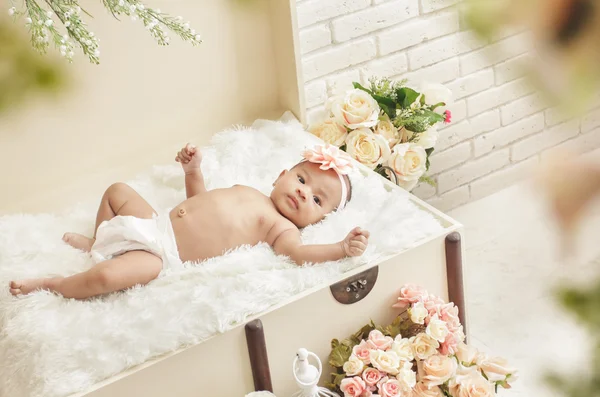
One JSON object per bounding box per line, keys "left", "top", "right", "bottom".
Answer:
{"left": 7, "top": 0, "right": 202, "bottom": 64}
{"left": 327, "top": 284, "right": 517, "bottom": 397}
{"left": 308, "top": 77, "right": 452, "bottom": 192}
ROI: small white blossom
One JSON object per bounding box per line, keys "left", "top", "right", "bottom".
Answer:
{"left": 8, "top": 7, "right": 16, "bottom": 16}
{"left": 64, "top": 21, "right": 70, "bottom": 27}
{"left": 75, "top": 6, "right": 81, "bottom": 14}
{"left": 194, "top": 34, "right": 201, "bottom": 41}
{"left": 190, "top": 29, "right": 195, "bottom": 34}
{"left": 60, "top": 45, "right": 66, "bottom": 52}
{"left": 46, "top": 10, "right": 52, "bottom": 17}
{"left": 176, "top": 15, "right": 182, "bottom": 21}
{"left": 25, "top": 17, "right": 32, "bottom": 23}
{"left": 136, "top": 4, "right": 144, "bottom": 10}
{"left": 68, "top": 50, "right": 74, "bottom": 57}
{"left": 60, "top": 50, "right": 66, "bottom": 56}
{"left": 62, "top": 34, "right": 69, "bottom": 41}
{"left": 89, "top": 32, "right": 94, "bottom": 37}
{"left": 118, "top": 0, "right": 124, "bottom": 6}
{"left": 45, "top": 19, "right": 53, "bottom": 26}
{"left": 129, "top": 5, "right": 136, "bottom": 12}
{"left": 183, "top": 22, "right": 189, "bottom": 29}
{"left": 94, "top": 49, "right": 100, "bottom": 57}
{"left": 164, "top": 36, "right": 170, "bottom": 43}
{"left": 64, "top": 12, "right": 70, "bottom": 18}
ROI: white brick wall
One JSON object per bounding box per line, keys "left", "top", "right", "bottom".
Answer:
{"left": 296, "top": 0, "right": 600, "bottom": 211}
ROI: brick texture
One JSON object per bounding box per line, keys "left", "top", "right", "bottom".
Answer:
{"left": 296, "top": 1, "right": 600, "bottom": 210}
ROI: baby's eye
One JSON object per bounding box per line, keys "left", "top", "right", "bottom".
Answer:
{"left": 298, "top": 175, "right": 305, "bottom": 184}
{"left": 313, "top": 196, "right": 321, "bottom": 206}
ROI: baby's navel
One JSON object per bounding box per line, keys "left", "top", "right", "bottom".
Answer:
{"left": 258, "top": 215, "right": 265, "bottom": 225}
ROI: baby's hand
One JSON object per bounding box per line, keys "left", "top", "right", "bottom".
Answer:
{"left": 175, "top": 143, "right": 202, "bottom": 173}
{"left": 341, "top": 227, "right": 370, "bottom": 257}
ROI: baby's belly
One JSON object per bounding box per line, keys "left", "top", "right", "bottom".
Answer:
{"left": 169, "top": 206, "right": 265, "bottom": 263}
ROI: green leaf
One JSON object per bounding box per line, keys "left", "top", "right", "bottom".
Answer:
{"left": 430, "top": 101, "right": 446, "bottom": 111}
{"left": 332, "top": 372, "right": 346, "bottom": 387}
{"left": 422, "top": 109, "right": 445, "bottom": 124}
{"left": 396, "top": 87, "right": 420, "bottom": 108}
{"left": 353, "top": 82, "right": 373, "bottom": 95}
{"left": 329, "top": 341, "right": 353, "bottom": 368}
{"left": 372, "top": 94, "right": 397, "bottom": 119}
{"left": 425, "top": 147, "right": 434, "bottom": 171}
{"left": 419, "top": 175, "right": 437, "bottom": 187}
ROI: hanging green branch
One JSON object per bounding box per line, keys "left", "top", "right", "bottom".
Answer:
{"left": 7, "top": 0, "right": 202, "bottom": 64}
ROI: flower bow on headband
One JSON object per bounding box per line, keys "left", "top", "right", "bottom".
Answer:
{"left": 302, "top": 144, "right": 354, "bottom": 209}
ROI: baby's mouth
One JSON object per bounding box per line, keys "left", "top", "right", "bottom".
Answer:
{"left": 287, "top": 195, "right": 299, "bottom": 210}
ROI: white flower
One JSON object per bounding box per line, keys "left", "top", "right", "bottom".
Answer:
{"left": 426, "top": 315, "right": 449, "bottom": 343}
{"left": 67, "top": 51, "right": 74, "bottom": 57}
{"left": 44, "top": 19, "right": 53, "bottom": 26}
{"left": 342, "top": 354, "right": 365, "bottom": 376}
{"left": 410, "top": 333, "right": 439, "bottom": 360}
{"left": 374, "top": 114, "right": 400, "bottom": 147}
{"left": 62, "top": 34, "right": 69, "bottom": 41}
{"left": 129, "top": 5, "right": 136, "bottom": 12}
{"left": 387, "top": 143, "right": 427, "bottom": 191}
{"left": 396, "top": 361, "right": 417, "bottom": 390}
{"left": 60, "top": 45, "right": 66, "bottom": 52}
{"left": 391, "top": 335, "right": 414, "bottom": 362}
{"left": 370, "top": 349, "right": 402, "bottom": 375}
{"left": 409, "top": 301, "right": 428, "bottom": 324}
{"left": 75, "top": 6, "right": 81, "bottom": 14}
{"left": 25, "top": 17, "right": 32, "bottom": 23}
{"left": 176, "top": 15, "right": 183, "bottom": 20}
{"left": 137, "top": 4, "right": 144, "bottom": 10}
{"left": 195, "top": 34, "right": 202, "bottom": 41}
{"left": 90, "top": 32, "right": 95, "bottom": 37}
{"left": 183, "top": 22, "right": 190, "bottom": 29}
{"left": 328, "top": 89, "right": 380, "bottom": 129}
{"left": 477, "top": 356, "right": 518, "bottom": 383}
{"left": 414, "top": 125, "right": 439, "bottom": 149}
{"left": 8, "top": 7, "right": 15, "bottom": 16}
{"left": 46, "top": 10, "right": 52, "bottom": 17}
{"left": 118, "top": 0, "right": 124, "bottom": 6}
{"left": 64, "top": 21, "right": 71, "bottom": 27}
{"left": 94, "top": 49, "right": 100, "bottom": 57}
{"left": 420, "top": 82, "right": 453, "bottom": 112}
{"left": 191, "top": 28, "right": 196, "bottom": 34}
{"left": 345, "top": 128, "right": 391, "bottom": 169}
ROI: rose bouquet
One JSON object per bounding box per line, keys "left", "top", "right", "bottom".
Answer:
{"left": 327, "top": 284, "right": 517, "bottom": 397}
{"left": 308, "top": 77, "right": 452, "bottom": 192}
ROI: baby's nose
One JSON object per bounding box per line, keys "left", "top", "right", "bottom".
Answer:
{"left": 296, "top": 187, "right": 307, "bottom": 200}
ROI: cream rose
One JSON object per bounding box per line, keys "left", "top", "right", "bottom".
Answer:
{"left": 329, "top": 89, "right": 381, "bottom": 129}
{"left": 426, "top": 315, "right": 449, "bottom": 343}
{"left": 390, "top": 336, "right": 414, "bottom": 362}
{"left": 308, "top": 118, "right": 348, "bottom": 147}
{"left": 409, "top": 301, "right": 428, "bottom": 325}
{"left": 370, "top": 350, "right": 401, "bottom": 375}
{"left": 420, "top": 82, "right": 453, "bottom": 112}
{"left": 477, "top": 356, "right": 518, "bottom": 383}
{"left": 387, "top": 143, "right": 427, "bottom": 191}
{"left": 413, "top": 382, "right": 444, "bottom": 397}
{"left": 422, "top": 354, "right": 458, "bottom": 388}
{"left": 452, "top": 371, "right": 495, "bottom": 397}
{"left": 374, "top": 115, "right": 400, "bottom": 147}
{"left": 411, "top": 333, "right": 439, "bottom": 360}
{"left": 396, "top": 362, "right": 416, "bottom": 390}
{"left": 456, "top": 343, "right": 479, "bottom": 366}
{"left": 343, "top": 354, "right": 366, "bottom": 376}
{"left": 414, "top": 126, "right": 439, "bottom": 149}
{"left": 345, "top": 128, "right": 391, "bottom": 169}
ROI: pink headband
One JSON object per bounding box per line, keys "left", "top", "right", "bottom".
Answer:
{"left": 301, "top": 144, "right": 354, "bottom": 210}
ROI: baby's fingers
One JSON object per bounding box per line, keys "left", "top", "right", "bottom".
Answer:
{"left": 349, "top": 241, "right": 366, "bottom": 255}
{"left": 352, "top": 235, "right": 368, "bottom": 245}
{"left": 185, "top": 143, "right": 196, "bottom": 156}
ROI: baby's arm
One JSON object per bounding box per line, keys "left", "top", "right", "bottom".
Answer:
{"left": 175, "top": 143, "right": 206, "bottom": 198}
{"left": 272, "top": 227, "right": 369, "bottom": 265}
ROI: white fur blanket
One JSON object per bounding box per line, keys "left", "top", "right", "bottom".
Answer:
{"left": 0, "top": 116, "right": 444, "bottom": 397}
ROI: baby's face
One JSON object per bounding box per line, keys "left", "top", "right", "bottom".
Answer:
{"left": 271, "top": 162, "right": 343, "bottom": 228}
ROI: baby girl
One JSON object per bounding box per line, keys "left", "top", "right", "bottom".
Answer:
{"left": 9, "top": 143, "right": 370, "bottom": 299}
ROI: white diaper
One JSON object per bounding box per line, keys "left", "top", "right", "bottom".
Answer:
{"left": 91, "top": 212, "right": 183, "bottom": 271}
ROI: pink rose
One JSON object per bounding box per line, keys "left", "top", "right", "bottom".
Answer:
{"left": 439, "top": 303, "right": 461, "bottom": 331}
{"left": 378, "top": 379, "right": 403, "bottom": 397}
{"left": 396, "top": 284, "right": 428, "bottom": 306}
{"left": 341, "top": 376, "right": 367, "bottom": 397}
{"left": 362, "top": 367, "right": 384, "bottom": 387}
{"left": 368, "top": 330, "right": 393, "bottom": 351}
{"left": 302, "top": 144, "right": 354, "bottom": 175}
{"left": 439, "top": 332, "right": 459, "bottom": 356}
{"left": 423, "top": 295, "right": 445, "bottom": 322}
{"left": 361, "top": 388, "right": 373, "bottom": 397}
{"left": 353, "top": 340, "right": 373, "bottom": 364}
{"left": 444, "top": 110, "right": 452, "bottom": 124}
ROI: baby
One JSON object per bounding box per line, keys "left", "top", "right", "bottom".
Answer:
{"left": 9, "top": 143, "right": 370, "bottom": 299}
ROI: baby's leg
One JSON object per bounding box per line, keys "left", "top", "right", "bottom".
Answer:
{"left": 9, "top": 250, "right": 162, "bottom": 299}
{"left": 63, "top": 183, "right": 157, "bottom": 252}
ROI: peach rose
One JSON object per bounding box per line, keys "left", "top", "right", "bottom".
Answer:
{"left": 308, "top": 118, "right": 348, "bottom": 147}
{"left": 344, "top": 354, "right": 366, "bottom": 376}
{"left": 378, "top": 379, "right": 403, "bottom": 397}
{"left": 345, "top": 128, "right": 391, "bottom": 170}
{"left": 362, "top": 367, "right": 384, "bottom": 387}
{"left": 455, "top": 343, "right": 479, "bottom": 366}
{"left": 439, "top": 332, "right": 459, "bottom": 356}
{"left": 329, "top": 89, "right": 381, "bottom": 129}
{"left": 387, "top": 143, "right": 427, "bottom": 191}
{"left": 397, "top": 284, "right": 428, "bottom": 306}
{"left": 439, "top": 303, "right": 461, "bottom": 331}
{"left": 353, "top": 340, "right": 373, "bottom": 364}
{"left": 368, "top": 330, "right": 394, "bottom": 351}
{"left": 451, "top": 370, "right": 495, "bottom": 397}
{"left": 374, "top": 115, "right": 400, "bottom": 147}
{"left": 341, "top": 376, "right": 367, "bottom": 397}
{"left": 426, "top": 315, "right": 449, "bottom": 343}
{"left": 411, "top": 333, "right": 439, "bottom": 360}
{"left": 477, "top": 356, "right": 518, "bottom": 384}
{"left": 413, "top": 382, "right": 444, "bottom": 397}
{"left": 395, "top": 361, "right": 416, "bottom": 390}
{"left": 422, "top": 355, "right": 458, "bottom": 388}
{"left": 370, "top": 350, "right": 401, "bottom": 375}
{"left": 390, "top": 336, "right": 414, "bottom": 362}
{"left": 423, "top": 295, "right": 445, "bottom": 319}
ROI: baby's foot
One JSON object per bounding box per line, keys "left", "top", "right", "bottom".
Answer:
{"left": 9, "top": 279, "right": 47, "bottom": 296}
{"left": 62, "top": 233, "right": 95, "bottom": 252}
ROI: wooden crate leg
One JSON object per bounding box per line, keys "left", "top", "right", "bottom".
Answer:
{"left": 245, "top": 319, "right": 273, "bottom": 393}
{"left": 445, "top": 232, "right": 467, "bottom": 341}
